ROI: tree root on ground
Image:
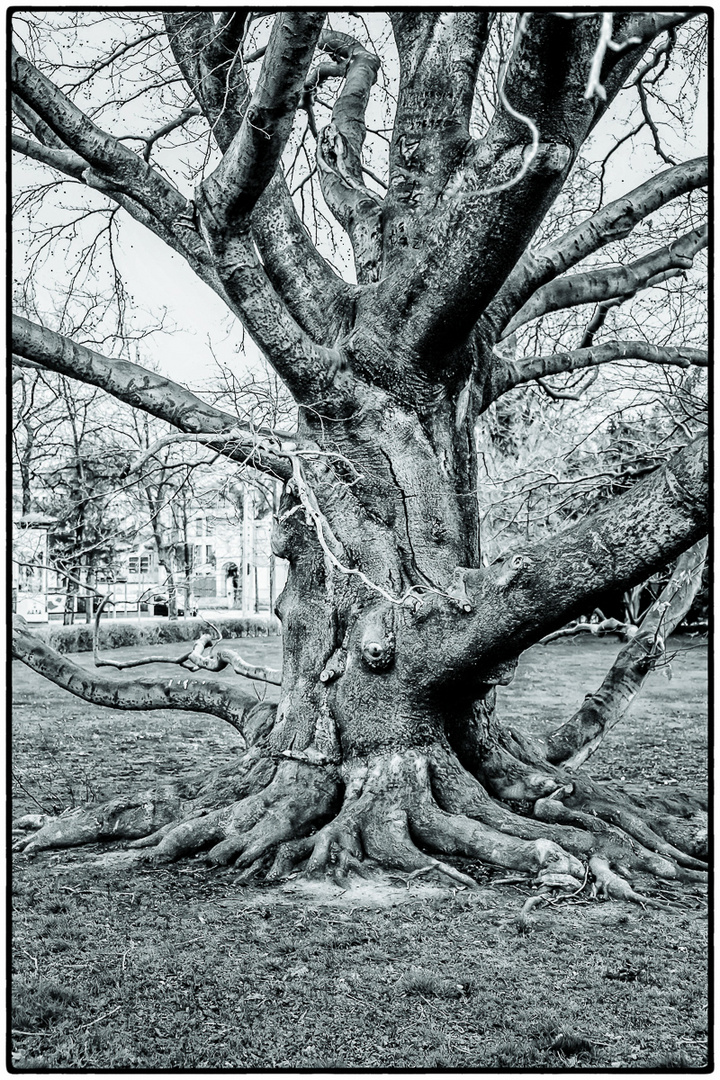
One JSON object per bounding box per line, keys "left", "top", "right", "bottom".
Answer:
{"left": 475, "top": 732, "right": 708, "bottom": 874}
{"left": 12, "top": 735, "right": 705, "bottom": 909}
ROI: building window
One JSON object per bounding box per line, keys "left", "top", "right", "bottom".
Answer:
{"left": 128, "top": 557, "right": 139, "bottom": 574}
{"left": 140, "top": 555, "right": 150, "bottom": 574}
{"left": 194, "top": 515, "right": 205, "bottom": 538}
{"left": 193, "top": 544, "right": 203, "bottom": 566}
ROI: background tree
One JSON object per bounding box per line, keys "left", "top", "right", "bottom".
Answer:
{"left": 12, "top": 11, "right": 708, "bottom": 899}
{"left": 12, "top": 367, "right": 132, "bottom": 622}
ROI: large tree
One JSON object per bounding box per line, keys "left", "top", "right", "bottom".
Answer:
{"left": 12, "top": 11, "right": 708, "bottom": 899}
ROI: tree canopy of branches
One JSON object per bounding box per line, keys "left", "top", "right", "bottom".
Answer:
{"left": 12, "top": 11, "right": 708, "bottom": 901}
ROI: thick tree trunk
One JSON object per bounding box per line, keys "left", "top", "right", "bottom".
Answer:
{"left": 13, "top": 374, "right": 708, "bottom": 896}
{"left": 10, "top": 11, "right": 708, "bottom": 902}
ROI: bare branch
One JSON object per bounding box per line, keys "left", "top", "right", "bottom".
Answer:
{"left": 503, "top": 226, "right": 708, "bottom": 337}
{"left": 201, "top": 12, "right": 326, "bottom": 225}
{"left": 637, "top": 80, "right": 677, "bottom": 165}
{"left": 136, "top": 107, "right": 201, "bottom": 163}
{"left": 492, "top": 340, "right": 708, "bottom": 401}
{"left": 13, "top": 618, "right": 262, "bottom": 733}
{"left": 11, "top": 316, "right": 291, "bottom": 480}
{"left": 547, "top": 539, "right": 707, "bottom": 767}
{"left": 485, "top": 156, "right": 708, "bottom": 338}
{"left": 427, "top": 435, "right": 708, "bottom": 680}
{"left": 11, "top": 45, "right": 188, "bottom": 226}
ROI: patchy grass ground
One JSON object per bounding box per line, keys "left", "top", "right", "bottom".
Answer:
{"left": 11, "top": 635, "right": 709, "bottom": 1070}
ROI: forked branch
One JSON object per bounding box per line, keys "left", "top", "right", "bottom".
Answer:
{"left": 486, "top": 157, "right": 708, "bottom": 339}
{"left": 427, "top": 436, "right": 707, "bottom": 679}
{"left": 502, "top": 226, "right": 708, "bottom": 338}
{"left": 201, "top": 12, "right": 326, "bottom": 225}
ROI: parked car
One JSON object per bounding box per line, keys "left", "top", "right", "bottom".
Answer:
{"left": 151, "top": 594, "right": 197, "bottom": 617}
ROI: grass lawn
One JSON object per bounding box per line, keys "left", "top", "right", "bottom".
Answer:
{"left": 11, "top": 634, "right": 709, "bottom": 1070}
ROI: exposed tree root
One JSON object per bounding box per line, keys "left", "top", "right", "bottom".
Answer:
{"left": 14, "top": 732, "right": 706, "bottom": 912}
{"left": 484, "top": 721, "right": 708, "bottom": 872}
{"left": 12, "top": 704, "right": 706, "bottom": 912}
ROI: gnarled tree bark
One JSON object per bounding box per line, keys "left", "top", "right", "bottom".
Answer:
{"left": 12, "top": 11, "right": 708, "bottom": 900}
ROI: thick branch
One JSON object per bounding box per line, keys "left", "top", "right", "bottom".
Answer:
{"left": 13, "top": 38, "right": 348, "bottom": 409}
{"left": 368, "top": 11, "right": 651, "bottom": 368}
{"left": 11, "top": 316, "right": 291, "bottom": 480}
{"left": 12, "top": 90, "right": 68, "bottom": 149}
{"left": 491, "top": 340, "right": 708, "bottom": 401}
{"left": 164, "top": 12, "right": 349, "bottom": 349}
{"left": 163, "top": 12, "right": 250, "bottom": 155}
{"left": 315, "top": 31, "right": 383, "bottom": 283}
{"left": 12, "top": 620, "right": 260, "bottom": 731}
{"left": 11, "top": 46, "right": 188, "bottom": 227}
{"left": 11, "top": 61, "right": 234, "bottom": 309}
{"left": 485, "top": 156, "right": 708, "bottom": 338}
{"left": 503, "top": 226, "right": 708, "bottom": 337}
{"left": 165, "top": 11, "right": 348, "bottom": 341}
{"left": 251, "top": 177, "right": 352, "bottom": 341}
{"left": 384, "top": 13, "right": 492, "bottom": 274}
{"left": 201, "top": 12, "right": 325, "bottom": 224}
{"left": 426, "top": 435, "right": 708, "bottom": 679}
{"left": 547, "top": 538, "right": 707, "bottom": 766}
{"left": 11, "top": 132, "right": 87, "bottom": 179}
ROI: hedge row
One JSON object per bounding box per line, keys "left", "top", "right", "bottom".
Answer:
{"left": 33, "top": 615, "right": 281, "bottom": 655}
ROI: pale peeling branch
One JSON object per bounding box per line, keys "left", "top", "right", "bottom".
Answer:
{"left": 619, "top": 11, "right": 699, "bottom": 47}
{"left": 503, "top": 226, "right": 707, "bottom": 337}
{"left": 91, "top": 601, "right": 282, "bottom": 687}
{"left": 486, "top": 157, "right": 708, "bottom": 339}
{"left": 11, "top": 315, "right": 291, "bottom": 480}
{"left": 547, "top": 539, "right": 707, "bottom": 767}
{"left": 491, "top": 340, "right": 708, "bottom": 401}
{"left": 185, "top": 636, "right": 282, "bottom": 686}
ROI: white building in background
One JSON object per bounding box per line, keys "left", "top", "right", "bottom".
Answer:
{"left": 13, "top": 483, "right": 287, "bottom": 622}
